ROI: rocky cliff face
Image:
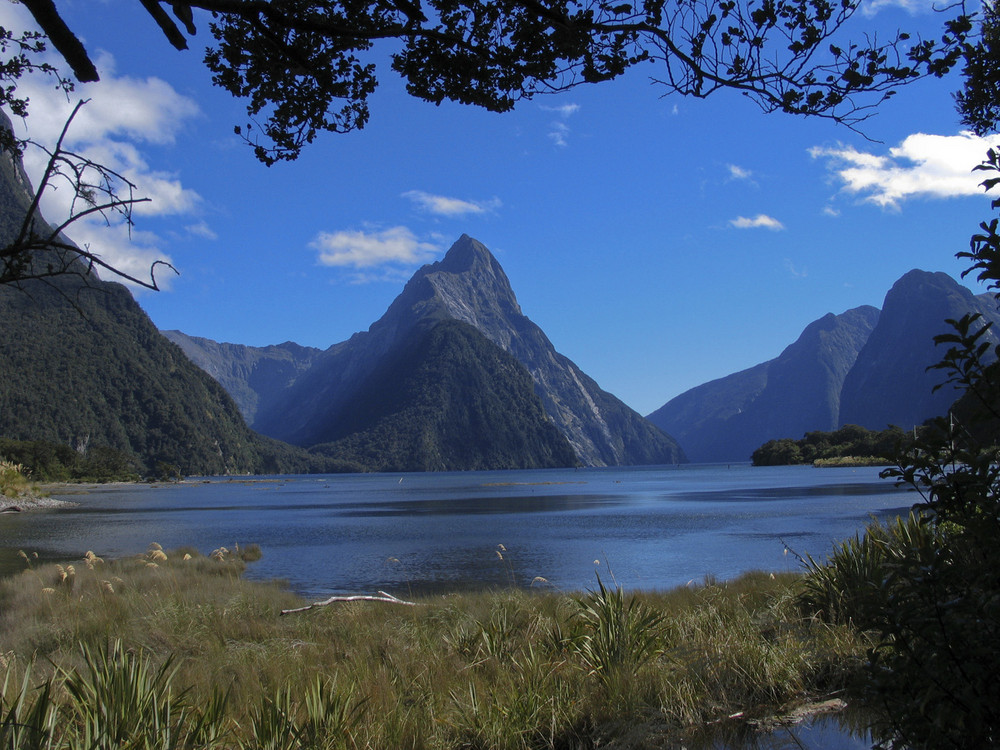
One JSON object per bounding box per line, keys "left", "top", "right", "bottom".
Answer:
{"left": 647, "top": 305, "right": 879, "bottom": 463}
{"left": 162, "top": 331, "right": 322, "bottom": 426}
{"left": 649, "top": 269, "right": 1000, "bottom": 462}
{"left": 305, "top": 318, "right": 579, "bottom": 472}
{"left": 224, "top": 235, "right": 684, "bottom": 466}
{"left": 839, "top": 270, "right": 1000, "bottom": 430}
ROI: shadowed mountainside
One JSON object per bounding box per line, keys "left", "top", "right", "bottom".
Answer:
{"left": 186, "top": 235, "right": 685, "bottom": 467}
{"left": 648, "top": 269, "right": 1000, "bottom": 463}
{"left": 647, "top": 305, "right": 879, "bottom": 463}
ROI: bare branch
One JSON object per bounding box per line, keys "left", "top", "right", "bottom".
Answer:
{"left": 0, "top": 100, "right": 178, "bottom": 291}
{"left": 280, "top": 590, "right": 419, "bottom": 614}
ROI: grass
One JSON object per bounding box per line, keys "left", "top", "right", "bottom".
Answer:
{"left": 797, "top": 511, "right": 937, "bottom": 628}
{"left": 0, "top": 461, "right": 33, "bottom": 500}
{"left": 811, "top": 456, "right": 894, "bottom": 467}
{"left": 0, "top": 547, "right": 872, "bottom": 749}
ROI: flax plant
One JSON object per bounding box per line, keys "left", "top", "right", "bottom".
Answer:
{"left": 0, "top": 664, "right": 59, "bottom": 750}
{"left": 60, "top": 640, "right": 189, "bottom": 750}
{"left": 572, "top": 574, "right": 666, "bottom": 685}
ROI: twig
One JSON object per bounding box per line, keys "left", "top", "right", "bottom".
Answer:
{"left": 280, "top": 590, "right": 419, "bottom": 615}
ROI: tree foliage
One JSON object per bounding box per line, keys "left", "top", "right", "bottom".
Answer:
{"left": 751, "top": 424, "right": 909, "bottom": 466}
{"left": 9, "top": 0, "right": 977, "bottom": 165}
{"left": 0, "top": 0, "right": 980, "bottom": 288}
{"left": 955, "top": 0, "right": 1000, "bottom": 138}
{"left": 0, "top": 437, "right": 142, "bottom": 482}
{"left": 799, "top": 144, "right": 1000, "bottom": 750}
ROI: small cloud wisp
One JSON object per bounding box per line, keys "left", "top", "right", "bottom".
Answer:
{"left": 730, "top": 214, "right": 785, "bottom": 230}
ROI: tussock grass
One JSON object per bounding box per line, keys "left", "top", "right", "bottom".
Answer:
{"left": 0, "top": 461, "right": 33, "bottom": 499}
{"left": 0, "top": 550, "right": 870, "bottom": 749}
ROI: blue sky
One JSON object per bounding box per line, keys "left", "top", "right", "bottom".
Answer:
{"left": 3, "top": 0, "right": 997, "bottom": 415}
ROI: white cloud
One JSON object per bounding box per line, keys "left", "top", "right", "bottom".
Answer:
{"left": 541, "top": 103, "right": 580, "bottom": 117}
{"left": 69, "top": 222, "right": 176, "bottom": 291}
{"left": 185, "top": 222, "right": 218, "bottom": 240}
{"left": 0, "top": 2, "right": 200, "bottom": 288}
{"left": 730, "top": 214, "right": 785, "bottom": 230}
{"left": 548, "top": 121, "right": 571, "bottom": 147}
{"left": 784, "top": 259, "right": 808, "bottom": 278}
{"left": 311, "top": 227, "right": 440, "bottom": 269}
{"left": 727, "top": 164, "right": 753, "bottom": 180}
{"left": 810, "top": 132, "right": 999, "bottom": 208}
{"left": 541, "top": 102, "right": 579, "bottom": 147}
{"left": 402, "top": 190, "right": 501, "bottom": 217}
{"left": 860, "top": 0, "right": 937, "bottom": 16}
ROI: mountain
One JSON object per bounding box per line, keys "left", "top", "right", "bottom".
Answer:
{"left": 161, "top": 331, "right": 322, "bottom": 426}
{"left": 648, "top": 269, "right": 1000, "bottom": 463}
{"left": 839, "top": 269, "right": 1000, "bottom": 430}
{"left": 0, "top": 123, "right": 338, "bottom": 477}
{"left": 307, "top": 318, "right": 578, "bottom": 471}
{"left": 647, "top": 305, "right": 879, "bottom": 463}
{"left": 191, "top": 235, "right": 684, "bottom": 467}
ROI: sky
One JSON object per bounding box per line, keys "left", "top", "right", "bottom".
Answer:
{"left": 2, "top": 0, "right": 998, "bottom": 416}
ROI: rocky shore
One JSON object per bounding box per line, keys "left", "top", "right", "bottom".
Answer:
{"left": 0, "top": 492, "right": 76, "bottom": 513}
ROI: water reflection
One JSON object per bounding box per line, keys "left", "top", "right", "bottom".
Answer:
{"left": 691, "top": 709, "right": 874, "bottom": 749}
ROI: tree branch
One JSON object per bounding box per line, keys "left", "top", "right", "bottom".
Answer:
{"left": 18, "top": 0, "right": 99, "bottom": 81}
{"left": 280, "top": 590, "right": 419, "bottom": 614}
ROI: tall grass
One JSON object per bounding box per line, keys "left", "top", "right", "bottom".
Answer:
{"left": 0, "top": 461, "right": 31, "bottom": 500}
{"left": 798, "top": 512, "right": 938, "bottom": 628}
{"left": 0, "top": 548, "right": 870, "bottom": 749}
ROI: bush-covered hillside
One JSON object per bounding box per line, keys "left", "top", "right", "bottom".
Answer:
{"left": 0, "top": 275, "right": 354, "bottom": 477}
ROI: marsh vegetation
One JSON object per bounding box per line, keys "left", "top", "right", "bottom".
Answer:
{"left": 0, "top": 544, "right": 869, "bottom": 749}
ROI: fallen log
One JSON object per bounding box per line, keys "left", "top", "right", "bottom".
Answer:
{"left": 280, "top": 590, "right": 418, "bottom": 615}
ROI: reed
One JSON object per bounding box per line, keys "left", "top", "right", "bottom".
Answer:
{"left": 0, "top": 548, "right": 869, "bottom": 749}
{"left": 0, "top": 461, "right": 31, "bottom": 499}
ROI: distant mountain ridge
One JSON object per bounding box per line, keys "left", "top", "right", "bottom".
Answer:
{"left": 647, "top": 269, "right": 1000, "bottom": 463}
{"left": 162, "top": 332, "right": 322, "bottom": 426}
{"left": 175, "top": 235, "right": 684, "bottom": 468}
{"left": 647, "top": 305, "right": 879, "bottom": 463}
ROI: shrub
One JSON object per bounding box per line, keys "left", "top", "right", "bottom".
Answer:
{"left": 0, "top": 460, "right": 30, "bottom": 499}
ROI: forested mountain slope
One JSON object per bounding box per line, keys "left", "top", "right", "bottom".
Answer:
{"left": 0, "top": 120, "right": 340, "bottom": 477}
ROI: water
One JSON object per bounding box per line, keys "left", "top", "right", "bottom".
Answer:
{"left": 0, "top": 463, "right": 913, "bottom": 597}
{"left": 1, "top": 462, "right": 893, "bottom": 748}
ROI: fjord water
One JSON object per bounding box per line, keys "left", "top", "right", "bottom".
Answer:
{"left": 1, "top": 464, "right": 910, "bottom": 596}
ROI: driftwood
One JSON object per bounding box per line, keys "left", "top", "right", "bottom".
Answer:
{"left": 280, "top": 590, "right": 418, "bottom": 615}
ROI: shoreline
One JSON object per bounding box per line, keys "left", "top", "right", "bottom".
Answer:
{"left": 0, "top": 492, "right": 78, "bottom": 513}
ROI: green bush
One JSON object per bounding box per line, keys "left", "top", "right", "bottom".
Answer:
{"left": 799, "top": 147, "right": 1000, "bottom": 745}
{"left": 0, "top": 460, "right": 30, "bottom": 498}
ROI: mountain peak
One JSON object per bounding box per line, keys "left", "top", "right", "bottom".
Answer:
{"left": 431, "top": 234, "right": 502, "bottom": 277}
{"left": 261, "top": 234, "right": 685, "bottom": 467}
{"left": 401, "top": 234, "right": 523, "bottom": 327}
